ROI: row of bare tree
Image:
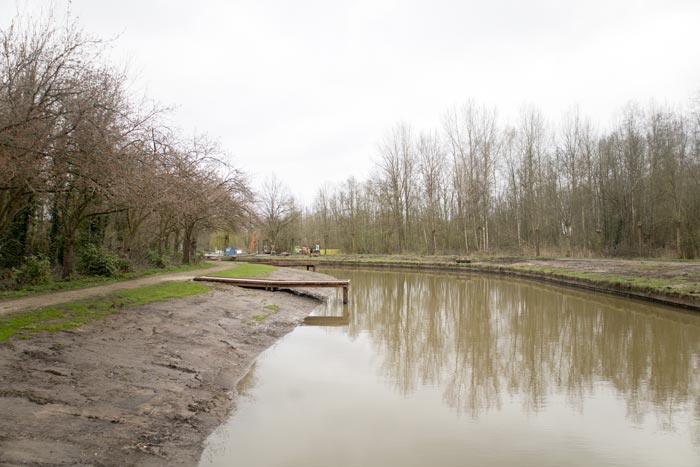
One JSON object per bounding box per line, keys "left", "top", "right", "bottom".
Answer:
{"left": 0, "top": 15, "right": 252, "bottom": 277}
{"left": 299, "top": 100, "right": 700, "bottom": 258}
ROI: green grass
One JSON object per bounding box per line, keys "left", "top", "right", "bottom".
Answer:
{"left": 207, "top": 262, "right": 277, "bottom": 278}
{"left": 0, "top": 262, "right": 218, "bottom": 301}
{"left": 246, "top": 303, "right": 280, "bottom": 326}
{"left": 0, "top": 281, "right": 211, "bottom": 342}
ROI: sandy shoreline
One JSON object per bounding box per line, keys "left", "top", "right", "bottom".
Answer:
{"left": 0, "top": 268, "right": 335, "bottom": 466}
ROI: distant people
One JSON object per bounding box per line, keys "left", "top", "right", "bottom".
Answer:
{"left": 314, "top": 244, "right": 320, "bottom": 255}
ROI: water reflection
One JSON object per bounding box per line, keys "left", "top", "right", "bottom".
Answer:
{"left": 326, "top": 269, "right": 700, "bottom": 427}
{"left": 200, "top": 269, "right": 700, "bottom": 467}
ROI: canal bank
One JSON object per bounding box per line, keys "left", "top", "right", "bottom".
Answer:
{"left": 0, "top": 267, "right": 337, "bottom": 466}
{"left": 236, "top": 255, "right": 700, "bottom": 311}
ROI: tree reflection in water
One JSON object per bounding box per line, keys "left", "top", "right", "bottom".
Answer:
{"left": 330, "top": 268, "right": 700, "bottom": 436}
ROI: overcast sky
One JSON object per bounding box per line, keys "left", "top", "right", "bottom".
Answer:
{"left": 3, "top": 0, "right": 700, "bottom": 205}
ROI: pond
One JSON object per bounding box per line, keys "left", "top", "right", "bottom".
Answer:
{"left": 199, "top": 268, "right": 700, "bottom": 467}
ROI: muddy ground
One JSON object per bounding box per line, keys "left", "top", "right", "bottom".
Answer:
{"left": 0, "top": 268, "right": 335, "bottom": 466}
{"left": 483, "top": 256, "right": 700, "bottom": 279}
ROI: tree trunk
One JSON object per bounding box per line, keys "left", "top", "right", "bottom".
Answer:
{"left": 484, "top": 218, "right": 489, "bottom": 252}
{"left": 637, "top": 222, "right": 643, "bottom": 257}
{"left": 463, "top": 217, "right": 469, "bottom": 253}
{"left": 581, "top": 208, "right": 587, "bottom": 255}
{"left": 182, "top": 227, "right": 192, "bottom": 264}
{"left": 173, "top": 230, "right": 180, "bottom": 256}
{"left": 61, "top": 235, "right": 75, "bottom": 279}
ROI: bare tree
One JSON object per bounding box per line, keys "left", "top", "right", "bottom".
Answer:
{"left": 258, "top": 174, "right": 299, "bottom": 253}
{"left": 377, "top": 123, "right": 416, "bottom": 253}
{"left": 417, "top": 131, "right": 446, "bottom": 254}
{"left": 0, "top": 11, "right": 253, "bottom": 276}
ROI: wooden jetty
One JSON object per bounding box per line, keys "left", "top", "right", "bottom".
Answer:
{"left": 252, "top": 260, "right": 319, "bottom": 271}
{"left": 193, "top": 276, "right": 350, "bottom": 303}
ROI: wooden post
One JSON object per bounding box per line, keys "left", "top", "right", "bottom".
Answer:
{"left": 342, "top": 285, "right": 348, "bottom": 304}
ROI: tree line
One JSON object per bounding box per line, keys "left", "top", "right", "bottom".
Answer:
{"left": 294, "top": 99, "right": 700, "bottom": 258}
{"left": 4, "top": 13, "right": 699, "bottom": 283}
{"left": 0, "top": 14, "right": 252, "bottom": 280}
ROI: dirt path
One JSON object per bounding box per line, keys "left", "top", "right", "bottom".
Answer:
{"left": 488, "top": 257, "right": 700, "bottom": 277}
{"left": 0, "top": 267, "right": 337, "bottom": 466}
{"left": 0, "top": 262, "right": 236, "bottom": 316}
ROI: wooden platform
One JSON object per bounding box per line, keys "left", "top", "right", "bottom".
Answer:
{"left": 193, "top": 276, "right": 350, "bottom": 303}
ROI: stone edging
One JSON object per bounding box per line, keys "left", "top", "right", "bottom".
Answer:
{"left": 313, "top": 260, "right": 700, "bottom": 312}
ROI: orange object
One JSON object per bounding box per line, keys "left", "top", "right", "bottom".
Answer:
{"left": 248, "top": 232, "right": 257, "bottom": 253}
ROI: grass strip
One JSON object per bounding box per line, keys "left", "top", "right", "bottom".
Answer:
{"left": 0, "top": 281, "right": 211, "bottom": 342}
{"left": 207, "top": 262, "right": 277, "bottom": 278}
{"left": 507, "top": 265, "right": 700, "bottom": 295}
{"left": 0, "top": 262, "right": 218, "bottom": 301}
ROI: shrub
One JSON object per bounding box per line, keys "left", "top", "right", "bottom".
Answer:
{"left": 195, "top": 250, "right": 205, "bottom": 263}
{"left": 115, "top": 256, "right": 131, "bottom": 273}
{"left": 79, "top": 245, "right": 129, "bottom": 277}
{"left": 148, "top": 250, "right": 171, "bottom": 269}
{"left": 15, "top": 255, "right": 51, "bottom": 286}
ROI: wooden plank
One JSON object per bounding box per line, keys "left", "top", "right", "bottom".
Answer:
{"left": 193, "top": 276, "right": 350, "bottom": 303}
{"left": 232, "top": 257, "right": 318, "bottom": 265}
{"left": 194, "top": 277, "right": 347, "bottom": 287}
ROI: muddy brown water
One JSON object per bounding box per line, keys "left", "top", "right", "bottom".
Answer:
{"left": 199, "top": 268, "right": 700, "bottom": 467}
